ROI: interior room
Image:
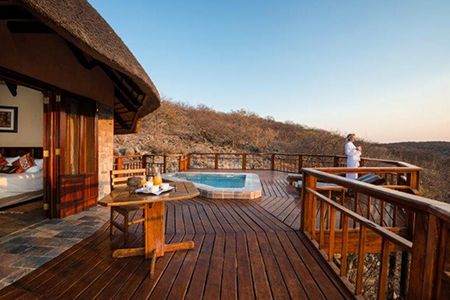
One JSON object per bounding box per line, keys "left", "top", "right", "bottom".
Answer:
{"left": 0, "top": 81, "right": 45, "bottom": 237}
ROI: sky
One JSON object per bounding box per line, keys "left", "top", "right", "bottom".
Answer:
{"left": 89, "top": 0, "right": 450, "bottom": 143}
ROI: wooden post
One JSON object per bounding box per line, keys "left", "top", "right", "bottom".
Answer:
{"left": 399, "top": 208, "right": 415, "bottom": 297}
{"left": 142, "top": 154, "right": 148, "bottom": 172}
{"left": 242, "top": 154, "right": 247, "bottom": 170}
{"left": 407, "top": 170, "right": 420, "bottom": 193}
{"left": 187, "top": 154, "right": 191, "bottom": 170}
{"left": 333, "top": 156, "right": 339, "bottom": 167}
{"left": 340, "top": 214, "right": 349, "bottom": 276}
{"left": 214, "top": 153, "right": 219, "bottom": 169}
{"left": 355, "top": 225, "right": 367, "bottom": 295}
{"left": 301, "top": 172, "right": 317, "bottom": 235}
{"left": 142, "top": 155, "right": 148, "bottom": 176}
{"left": 116, "top": 157, "right": 123, "bottom": 170}
{"left": 328, "top": 206, "right": 335, "bottom": 261}
{"left": 271, "top": 154, "right": 275, "bottom": 171}
{"left": 377, "top": 238, "right": 390, "bottom": 300}
{"left": 298, "top": 155, "right": 303, "bottom": 173}
{"left": 435, "top": 223, "right": 449, "bottom": 300}
{"left": 408, "top": 213, "right": 440, "bottom": 299}
{"left": 163, "top": 154, "right": 167, "bottom": 173}
{"left": 178, "top": 155, "right": 182, "bottom": 171}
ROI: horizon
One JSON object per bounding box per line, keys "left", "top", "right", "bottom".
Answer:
{"left": 89, "top": 0, "right": 450, "bottom": 143}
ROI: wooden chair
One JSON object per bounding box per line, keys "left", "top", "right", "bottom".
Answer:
{"left": 110, "top": 168, "right": 147, "bottom": 246}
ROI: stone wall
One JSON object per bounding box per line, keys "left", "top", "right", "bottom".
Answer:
{"left": 97, "top": 104, "right": 114, "bottom": 199}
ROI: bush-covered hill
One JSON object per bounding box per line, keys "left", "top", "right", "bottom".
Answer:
{"left": 115, "top": 100, "right": 449, "bottom": 202}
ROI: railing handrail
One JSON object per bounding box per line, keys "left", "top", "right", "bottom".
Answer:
{"left": 303, "top": 168, "right": 450, "bottom": 223}
{"left": 313, "top": 166, "right": 422, "bottom": 173}
{"left": 118, "top": 152, "right": 418, "bottom": 168}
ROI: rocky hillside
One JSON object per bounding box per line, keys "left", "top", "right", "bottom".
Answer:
{"left": 115, "top": 100, "right": 449, "bottom": 202}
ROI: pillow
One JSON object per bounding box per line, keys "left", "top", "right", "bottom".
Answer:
{"left": 25, "top": 165, "right": 41, "bottom": 173}
{"left": 0, "top": 154, "right": 7, "bottom": 168}
{"left": 12, "top": 153, "right": 35, "bottom": 173}
{"left": 34, "top": 159, "right": 43, "bottom": 169}
{"left": 0, "top": 165, "right": 19, "bottom": 174}
{"left": 5, "top": 156, "right": 20, "bottom": 166}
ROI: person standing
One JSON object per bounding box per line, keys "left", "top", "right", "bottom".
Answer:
{"left": 344, "top": 133, "right": 362, "bottom": 179}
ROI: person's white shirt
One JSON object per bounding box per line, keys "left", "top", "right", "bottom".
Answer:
{"left": 345, "top": 141, "right": 361, "bottom": 179}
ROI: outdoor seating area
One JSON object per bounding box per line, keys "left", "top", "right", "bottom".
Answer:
{"left": 0, "top": 171, "right": 353, "bottom": 299}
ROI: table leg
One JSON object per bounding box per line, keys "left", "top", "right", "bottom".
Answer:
{"left": 112, "top": 201, "right": 196, "bottom": 279}
{"left": 145, "top": 202, "right": 165, "bottom": 258}
{"left": 150, "top": 249, "right": 156, "bottom": 278}
{"left": 164, "top": 241, "right": 195, "bottom": 252}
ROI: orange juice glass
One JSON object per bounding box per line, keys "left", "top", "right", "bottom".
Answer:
{"left": 153, "top": 175, "right": 162, "bottom": 185}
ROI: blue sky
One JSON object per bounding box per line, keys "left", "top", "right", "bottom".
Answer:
{"left": 89, "top": 0, "right": 450, "bottom": 142}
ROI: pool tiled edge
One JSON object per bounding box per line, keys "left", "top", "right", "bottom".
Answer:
{"left": 163, "top": 172, "right": 262, "bottom": 200}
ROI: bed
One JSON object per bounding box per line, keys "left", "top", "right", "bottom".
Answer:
{"left": 0, "top": 147, "right": 44, "bottom": 208}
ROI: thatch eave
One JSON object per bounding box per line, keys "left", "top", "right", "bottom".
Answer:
{"left": 10, "top": 0, "right": 160, "bottom": 134}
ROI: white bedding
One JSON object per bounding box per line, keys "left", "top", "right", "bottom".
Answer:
{"left": 0, "top": 171, "right": 44, "bottom": 199}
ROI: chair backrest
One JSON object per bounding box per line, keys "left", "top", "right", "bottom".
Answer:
{"left": 110, "top": 168, "right": 147, "bottom": 190}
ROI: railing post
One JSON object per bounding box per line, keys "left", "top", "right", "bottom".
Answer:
{"left": 163, "top": 154, "right": 167, "bottom": 173}
{"left": 187, "top": 154, "right": 191, "bottom": 170}
{"left": 214, "top": 153, "right": 219, "bottom": 169}
{"left": 142, "top": 155, "right": 147, "bottom": 169}
{"left": 407, "top": 170, "right": 420, "bottom": 193}
{"left": 142, "top": 155, "right": 148, "bottom": 176}
{"left": 116, "top": 157, "right": 123, "bottom": 170}
{"left": 178, "top": 155, "right": 182, "bottom": 171}
{"left": 271, "top": 154, "right": 275, "bottom": 171}
{"left": 301, "top": 171, "right": 317, "bottom": 236}
{"left": 298, "top": 155, "right": 303, "bottom": 173}
{"left": 242, "top": 154, "right": 247, "bottom": 170}
{"left": 408, "top": 213, "right": 440, "bottom": 299}
{"left": 333, "top": 156, "right": 340, "bottom": 167}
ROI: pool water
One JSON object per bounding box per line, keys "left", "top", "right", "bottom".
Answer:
{"left": 172, "top": 173, "right": 246, "bottom": 188}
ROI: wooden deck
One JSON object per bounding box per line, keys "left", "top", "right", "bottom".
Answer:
{"left": 0, "top": 171, "right": 354, "bottom": 299}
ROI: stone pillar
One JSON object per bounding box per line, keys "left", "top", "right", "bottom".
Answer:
{"left": 97, "top": 104, "right": 114, "bottom": 199}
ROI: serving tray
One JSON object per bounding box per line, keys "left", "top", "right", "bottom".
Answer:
{"left": 135, "top": 186, "right": 174, "bottom": 195}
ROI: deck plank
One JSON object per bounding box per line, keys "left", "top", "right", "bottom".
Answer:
{"left": 184, "top": 233, "right": 215, "bottom": 300}
{"left": 203, "top": 234, "right": 225, "bottom": 299}
{"left": 221, "top": 233, "right": 238, "bottom": 300}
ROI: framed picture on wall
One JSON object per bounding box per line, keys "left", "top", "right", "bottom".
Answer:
{"left": 0, "top": 106, "right": 18, "bottom": 132}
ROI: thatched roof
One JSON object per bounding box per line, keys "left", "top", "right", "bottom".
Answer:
{"left": 11, "top": 0, "right": 161, "bottom": 133}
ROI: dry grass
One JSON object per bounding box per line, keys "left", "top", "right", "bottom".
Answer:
{"left": 115, "top": 99, "right": 449, "bottom": 202}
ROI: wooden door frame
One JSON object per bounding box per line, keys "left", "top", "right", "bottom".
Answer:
{"left": 43, "top": 93, "right": 63, "bottom": 218}
{"left": 0, "top": 67, "right": 99, "bottom": 218}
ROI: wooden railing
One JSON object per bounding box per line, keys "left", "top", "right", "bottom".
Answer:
{"left": 302, "top": 167, "right": 450, "bottom": 299}
{"left": 114, "top": 152, "right": 414, "bottom": 175}
{"left": 112, "top": 152, "right": 449, "bottom": 298}
{"left": 114, "top": 153, "right": 190, "bottom": 175}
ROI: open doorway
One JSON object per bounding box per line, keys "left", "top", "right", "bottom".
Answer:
{"left": 0, "top": 82, "right": 45, "bottom": 237}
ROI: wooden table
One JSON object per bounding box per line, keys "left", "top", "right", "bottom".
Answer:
{"left": 98, "top": 181, "right": 200, "bottom": 277}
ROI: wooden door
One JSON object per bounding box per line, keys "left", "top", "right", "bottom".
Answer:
{"left": 43, "top": 94, "right": 98, "bottom": 218}
{"left": 42, "top": 93, "right": 59, "bottom": 218}
{"left": 58, "top": 96, "right": 98, "bottom": 218}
